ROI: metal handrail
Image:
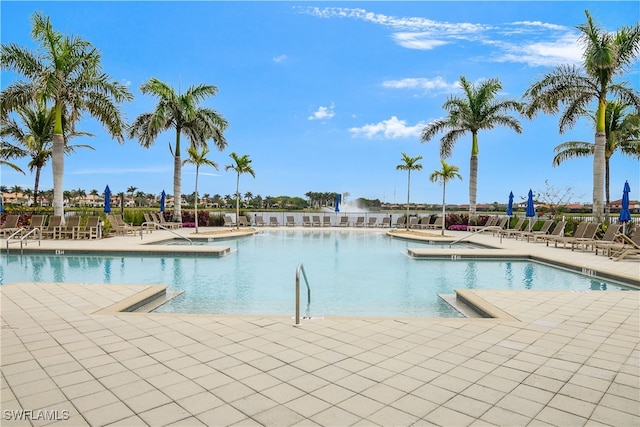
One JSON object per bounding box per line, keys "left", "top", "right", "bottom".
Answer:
{"left": 5, "top": 228, "right": 25, "bottom": 253}
{"left": 295, "top": 262, "right": 311, "bottom": 326}
{"left": 449, "top": 226, "right": 503, "bottom": 247}
{"left": 141, "top": 222, "right": 192, "bottom": 245}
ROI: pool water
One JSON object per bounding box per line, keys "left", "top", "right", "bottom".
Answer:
{"left": 1, "top": 230, "right": 633, "bottom": 318}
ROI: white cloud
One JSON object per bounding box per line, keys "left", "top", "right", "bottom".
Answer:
{"left": 349, "top": 116, "right": 426, "bottom": 139}
{"left": 308, "top": 103, "right": 335, "bottom": 121}
{"left": 298, "top": 6, "right": 582, "bottom": 67}
{"left": 383, "top": 76, "right": 459, "bottom": 94}
{"left": 391, "top": 32, "right": 449, "bottom": 50}
{"left": 273, "top": 54, "right": 288, "bottom": 63}
{"left": 491, "top": 33, "right": 582, "bottom": 67}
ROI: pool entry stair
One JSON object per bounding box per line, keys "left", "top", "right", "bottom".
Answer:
{"left": 295, "top": 262, "right": 311, "bottom": 326}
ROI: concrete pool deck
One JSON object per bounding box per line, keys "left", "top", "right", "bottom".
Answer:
{"left": 1, "top": 226, "right": 638, "bottom": 426}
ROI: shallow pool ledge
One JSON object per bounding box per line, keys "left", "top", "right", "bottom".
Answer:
{"left": 455, "top": 289, "right": 519, "bottom": 321}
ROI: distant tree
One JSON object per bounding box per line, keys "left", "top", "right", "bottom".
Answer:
{"left": 184, "top": 145, "right": 219, "bottom": 232}
{"left": 396, "top": 152, "right": 423, "bottom": 230}
{"left": 429, "top": 159, "right": 463, "bottom": 235}
{"left": 421, "top": 76, "right": 522, "bottom": 224}
{"left": 225, "top": 152, "right": 255, "bottom": 229}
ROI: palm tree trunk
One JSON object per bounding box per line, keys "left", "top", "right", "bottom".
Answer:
{"left": 33, "top": 166, "right": 42, "bottom": 206}
{"left": 604, "top": 156, "right": 611, "bottom": 222}
{"left": 173, "top": 154, "right": 182, "bottom": 223}
{"left": 236, "top": 173, "right": 240, "bottom": 230}
{"left": 194, "top": 166, "right": 199, "bottom": 233}
{"left": 406, "top": 171, "right": 411, "bottom": 230}
{"left": 52, "top": 133, "right": 65, "bottom": 222}
{"left": 468, "top": 154, "right": 478, "bottom": 225}
{"left": 441, "top": 182, "right": 446, "bottom": 236}
{"left": 592, "top": 130, "right": 606, "bottom": 223}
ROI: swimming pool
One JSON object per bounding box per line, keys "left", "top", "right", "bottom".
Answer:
{"left": 1, "top": 230, "right": 634, "bottom": 318}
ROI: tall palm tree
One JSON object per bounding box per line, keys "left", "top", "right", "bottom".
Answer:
{"left": 1, "top": 12, "right": 132, "bottom": 219}
{"left": 552, "top": 101, "right": 640, "bottom": 217}
{"left": 396, "top": 152, "right": 423, "bottom": 230}
{"left": 421, "top": 76, "right": 522, "bottom": 224}
{"left": 524, "top": 10, "right": 640, "bottom": 223}
{"left": 128, "top": 77, "right": 228, "bottom": 222}
{"left": 1, "top": 103, "right": 93, "bottom": 205}
{"left": 184, "top": 145, "right": 219, "bottom": 233}
{"left": 429, "top": 159, "right": 463, "bottom": 236}
{"left": 225, "top": 152, "right": 255, "bottom": 230}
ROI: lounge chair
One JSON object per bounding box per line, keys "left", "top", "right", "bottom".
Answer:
{"left": 322, "top": 216, "right": 332, "bottom": 227}
{"left": 302, "top": 216, "right": 311, "bottom": 227}
{"left": 57, "top": 216, "right": 81, "bottom": 239}
{"left": 610, "top": 233, "right": 640, "bottom": 261}
{"left": 269, "top": 216, "right": 280, "bottom": 226}
{"left": 500, "top": 218, "right": 530, "bottom": 238}
{"left": 540, "top": 221, "right": 587, "bottom": 246}
{"left": 552, "top": 222, "right": 600, "bottom": 249}
{"left": 286, "top": 216, "right": 296, "bottom": 226}
{"left": 379, "top": 217, "right": 391, "bottom": 228}
{"left": 338, "top": 216, "right": 349, "bottom": 227}
{"left": 41, "top": 216, "right": 63, "bottom": 239}
{"left": 74, "top": 216, "right": 101, "bottom": 239}
{"left": 27, "top": 214, "right": 47, "bottom": 233}
{"left": 354, "top": 216, "right": 365, "bottom": 227}
{"left": 0, "top": 215, "right": 22, "bottom": 237}
{"left": 513, "top": 219, "right": 553, "bottom": 240}
{"left": 154, "top": 212, "right": 182, "bottom": 229}
{"left": 223, "top": 215, "right": 237, "bottom": 227}
{"left": 366, "top": 217, "right": 377, "bottom": 227}
{"left": 572, "top": 223, "right": 621, "bottom": 252}
{"left": 238, "top": 216, "right": 249, "bottom": 227}
{"left": 393, "top": 217, "right": 406, "bottom": 228}
{"left": 468, "top": 216, "right": 498, "bottom": 233}
{"left": 408, "top": 217, "right": 420, "bottom": 229}
{"left": 424, "top": 217, "right": 443, "bottom": 230}
{"left": 490, "top": 217, "right": 509, "bottom": 236}
{"left": 528, "top": 221, "right": 565, "bottom": 243}
{"left": 312, "top": 216, "right": 321, "bottom": 227}
{"left": 254, "top": 216, "right": 266, "bottom": 226}
{"left": 108, "top": 214, "right": 140, "bottom": 236}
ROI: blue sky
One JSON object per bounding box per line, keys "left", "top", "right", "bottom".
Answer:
{"left": 1, "top": 1, "right": 639, "bottom": 206}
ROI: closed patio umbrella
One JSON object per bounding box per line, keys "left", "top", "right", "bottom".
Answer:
{"left": 335, "top": 194, "right": 341, "bottom": 213}
{"left": 525, "top": 189, "right": 535, "bottom": 232}
{"left": 104, "top": 185, "right": 111, "bottom": 213}
{"left": 160, "top": 190, "right": 166, "bottom": 212}
{"left": 506, "top": 191, "right": 513, "bottom": 229}
{"left": 619, "top": 181, "right": 631, "bottom": 234}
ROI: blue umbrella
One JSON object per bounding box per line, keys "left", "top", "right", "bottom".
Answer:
{"left": 525, "top": 189, "right": 535, "bottom": 231}
{"left": 335, "top": 194, "right": 341, "bottom": 213}
{"left": 506, "top": 191, "right": 514, "bottom": 216}
{"left": 160, "top": 190, "right": 166, "bottom": 212}
{"left": 103, "top": 185, "right": 111, "bottom": 213}
{"left": 619, "top": 181, "right": 631, "bottom": 233}
{"left": 0, "top": 196, "right": 3, "bottom": 213}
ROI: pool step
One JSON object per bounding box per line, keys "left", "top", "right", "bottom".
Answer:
{"left": 439, "top": 294, "right": 484, "bottom": 318}
{"left": 133, "top": 290, "right": 184, "bottom": 313}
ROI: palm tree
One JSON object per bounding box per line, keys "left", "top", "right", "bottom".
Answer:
{"left": 183, "top": 145, "right": 219, "bottom": 233}
{"left": 1, "top": 12, "right": 132, "bottom": 219}
{"left": 524, "top": 10, "right": 640, "bottom": 223}
{"left": 1, "top": 103, "right": 93, "bottom": 205}
{"left": 421, "top": 76, "right": 522, "bottom": 224}
{"left": 396, "top": 152, "right": 423, "bottom": 230}
{"left": 430, "top": 160, "right": 463, "bottom": 236}
{"left": 128, "top": 78, "right": 228, "bottom": 222}
{"left": 552, "top": 101, "right": 639, "bottom": 217}
{"left": 225, "top": 152, "right": 255, "bottom": 230}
